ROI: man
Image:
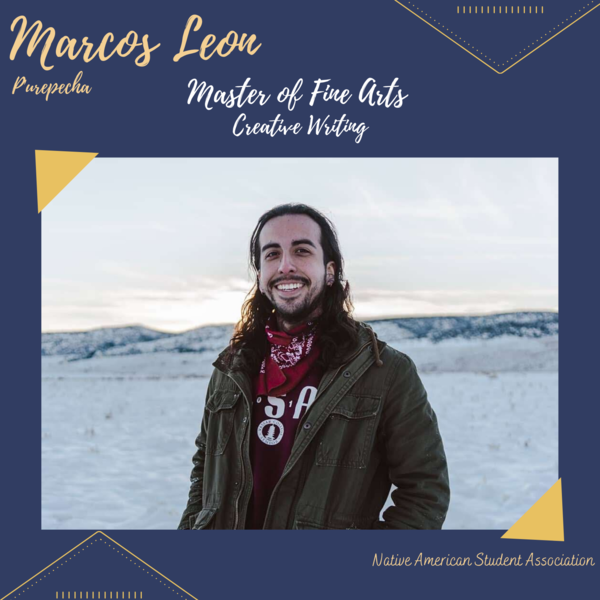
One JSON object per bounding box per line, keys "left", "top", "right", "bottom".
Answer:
{"left": 178, "top": 204, "right": 449, "bottom": 530}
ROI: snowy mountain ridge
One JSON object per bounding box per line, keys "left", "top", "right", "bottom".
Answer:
{"left": 42, "top": 312, "right": 558, "bottom": 360}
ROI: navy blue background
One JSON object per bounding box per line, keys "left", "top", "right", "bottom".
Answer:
{"left": 2, "top": 0, "right": 597, "bottom": 597}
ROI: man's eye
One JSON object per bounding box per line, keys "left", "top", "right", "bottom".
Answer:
{"left": 296, "top": 248, "right": 310, "bottom": 255}
{"left": 265, "top": 251, "right": 279, "bottom": 259}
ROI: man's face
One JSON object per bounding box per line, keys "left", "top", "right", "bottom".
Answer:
{"left": 258, "top": 214, "right": 335, "bottom": 328}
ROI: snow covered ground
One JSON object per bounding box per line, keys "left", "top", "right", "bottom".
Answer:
{"left": 42, "top": 333, "right": 558, "bottom": 530}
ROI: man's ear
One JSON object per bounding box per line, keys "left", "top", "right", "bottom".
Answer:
{"left": 258, "top": 272, "right": 265, "bottom": 294}
{"left": 326, "top": 261, "right": 335, "bottom": 286}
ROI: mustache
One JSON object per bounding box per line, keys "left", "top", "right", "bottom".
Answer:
{"left": 270, "top": 276, "right": 309, "bottom": 287}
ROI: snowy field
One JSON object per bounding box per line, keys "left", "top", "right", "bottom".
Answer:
{"left": 42, "top": 334, "right": 558, "bottom": 530}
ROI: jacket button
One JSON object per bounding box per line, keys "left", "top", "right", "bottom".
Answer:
{"left": 242, "top": 417, "right": 248, "bottom": 423}
{"left": 343, "top": 370, "right": 351, "bottom": 378}
{"left": 303, "top": 422, "right": 312, "bottom": 430}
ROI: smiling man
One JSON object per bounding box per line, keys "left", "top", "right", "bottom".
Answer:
{"left": 178, "top": 204, "right": 449, "bottom": 530}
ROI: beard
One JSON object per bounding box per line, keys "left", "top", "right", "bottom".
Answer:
{"left": 266, "top": 276, "right": 327, "bottom": 326}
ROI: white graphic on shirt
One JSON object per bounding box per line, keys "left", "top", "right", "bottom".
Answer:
{"left": 255, "top": 386, "right": 318, "bottom": 445}
{"left": 293, "top": 386, "right": 318, "bottom": 419}
{"left": 265, "top": 396, "right": 285, "bottom": 419}
{"left": 257, "top": 419, "right": 284, "bottom": 445}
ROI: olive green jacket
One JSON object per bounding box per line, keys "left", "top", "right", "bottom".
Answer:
{"left": 178, "top": 323, "right": 450, "bottom": 530}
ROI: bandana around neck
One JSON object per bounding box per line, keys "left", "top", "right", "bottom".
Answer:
{"left": 255, "top": 316, "right": 321, "bottom": 397}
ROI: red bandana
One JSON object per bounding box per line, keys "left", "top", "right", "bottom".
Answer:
{"left": 255, "top": 317, "right": 321, "bottom": 397}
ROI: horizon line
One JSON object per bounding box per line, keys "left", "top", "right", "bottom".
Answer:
{"left": 41, "top": 308, "right": 559, "bottom": 336}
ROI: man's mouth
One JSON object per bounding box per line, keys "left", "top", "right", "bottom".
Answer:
{"left": 271, "top": 278, "right": 308, "bottom": 293}
{"left": 275, "top": 282, "right": 304, "bottom": 291}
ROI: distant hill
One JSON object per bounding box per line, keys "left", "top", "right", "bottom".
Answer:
{"left": 41, "top": 326, "right": 171, "bottom": 359}
{"left": 368, "top": 312, "right": 558, "bottom": 343}
{"left": 42, "top": 312, "right": 558, "bottom": 360}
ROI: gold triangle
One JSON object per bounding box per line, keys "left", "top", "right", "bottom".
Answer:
{"left": 0, "top": 531, "right": 198, "bottom": 600}
{"left": 502, "top": 479, "right": 564, "bottom": 541}
{"left": 35, "top": 150, "right": 97, "bottom": 213}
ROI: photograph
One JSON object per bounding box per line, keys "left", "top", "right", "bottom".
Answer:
{"left": 41, "top": 157, "right": 558, "bottom": 530}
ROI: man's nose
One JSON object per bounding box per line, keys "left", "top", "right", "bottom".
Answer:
{"left": 278, "top": 252, "right": 296, "bottom": 274}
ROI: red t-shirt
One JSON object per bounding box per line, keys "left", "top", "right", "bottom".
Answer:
{"left": 245, "top": 364, "right": 323, "bottom": 529}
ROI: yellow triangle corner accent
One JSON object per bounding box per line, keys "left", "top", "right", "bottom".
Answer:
{"left": 35, "top": 150, "right": 98, "bottom": 213}
{"left": 502, "top": 479, "right": 564, "bottom": 542}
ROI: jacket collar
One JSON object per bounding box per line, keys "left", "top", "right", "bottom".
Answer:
{"left": 214, "top": 322, "right": 383, "bottom": 371}
{"left": 213, "top": 322, "right": 385, "bottom": 396}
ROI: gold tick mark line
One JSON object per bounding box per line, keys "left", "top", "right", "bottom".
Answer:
{"left": 394, "top": 1, "right": 599, "bottom": 73}
{"left": 457, "top": 6, "right": 544, "bottom": 12}
{"left": 0, "top": 532, "right": 196, "bottom": 600}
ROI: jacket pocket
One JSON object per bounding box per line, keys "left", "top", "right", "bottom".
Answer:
{"left": 293, "top": 503, "right": 379, "bottom": 529}
{"left": 293, "top": 516, "right": 375, "bottom": 530}
{"left": 191, "top": 507, "right": 218, "bottom": 530}
{"left": 316, "top": 395, "right": 381, "bottom": 469}
{"left": 204, "top": 390, "right": 240, "bottom": 455}
{"left": 293, "top": 519, "right": 331, "bottom": 530}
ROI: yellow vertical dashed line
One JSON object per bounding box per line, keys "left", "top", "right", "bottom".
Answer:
{"left": 56, "top": 593, "right": 59, "bottom": 599}
{"left": 542, "top": 6, "right": 543, "bottom": 13}
{"left": 68, "top": 592, "right": 70, "bottom": 599}
{"left": 469, "top": 6, "right": 471, "bottom": 12}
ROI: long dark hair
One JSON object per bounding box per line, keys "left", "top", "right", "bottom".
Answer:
{"left": 225, "top": 204, "right": 359, "bottom": 374}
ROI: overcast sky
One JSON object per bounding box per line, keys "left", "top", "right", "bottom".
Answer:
{"left": 42, "top": 158, "right": 558, "bottom": 332}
